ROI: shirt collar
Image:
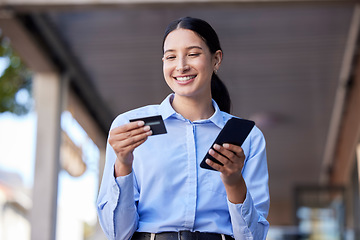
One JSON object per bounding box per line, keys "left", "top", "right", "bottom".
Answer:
{"left": 159, "top": 93, "right": 226, "bottom": 129}
{"left": 159, "top": 94, "right": 177, "bottom": 120}
{"left": 208, "top": 100, "right": 226, "bottom": 128}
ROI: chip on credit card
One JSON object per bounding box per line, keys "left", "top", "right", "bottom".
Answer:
{"left": 130, "top": 115, "right": 167, "bottom": 136}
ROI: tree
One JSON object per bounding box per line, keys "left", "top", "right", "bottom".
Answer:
{"left": 0, "top": 30, "right": 32, "bottom": 115}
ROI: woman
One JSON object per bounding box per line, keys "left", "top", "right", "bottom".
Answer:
{"left": 97, "top": 17, "right": 270, "bottom": 240}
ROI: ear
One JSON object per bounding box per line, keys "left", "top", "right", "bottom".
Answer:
{"left": 213, "top": 50, "right": 223, "bottom": 71}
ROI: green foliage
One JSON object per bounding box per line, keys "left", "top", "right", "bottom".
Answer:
{"left": 0, "top": 30, "right": 33, "bottom": 115}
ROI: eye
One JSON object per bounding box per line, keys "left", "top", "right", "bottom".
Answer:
{"left": 164, "top": 55, "right": 176, "bottom": 60}
{"left": 188, "top": 53, "right": 200, "bottom": 57}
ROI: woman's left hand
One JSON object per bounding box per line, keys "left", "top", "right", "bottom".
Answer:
{"left": 206, "top": 143, "right": 247, "bottom": 203}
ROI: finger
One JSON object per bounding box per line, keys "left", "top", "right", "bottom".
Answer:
{"left": 208, "top": 148, "right": 230, "bottom": 166}
{"left": 110, "top": 123, "right": 151, "bottom": 142}
{"left": 110, "top": 121, "right": 145, "bottom": 135}
{"left": 124, "top": 136, "right": 148, "bottom": 152}
{"left": 113, "top": 130, "right": 152, "bottom": 150}
{"left": 116, "top": 136, "right": 148, "bottom": 160}
{"left": 205, "top": 158, "right": 224, "bottom": 172}
{"left": 212, "top": 144, "right": 236, "bottom": 163}
{"left": 221, "top": 143, "right": 245, "bottom": 159}
{"left": 118, "top": 125, "right": 151, "bottom": 142}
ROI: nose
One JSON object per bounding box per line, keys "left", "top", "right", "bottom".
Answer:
{"left": 176, "top": 57, "right": 189, "bottom": 72}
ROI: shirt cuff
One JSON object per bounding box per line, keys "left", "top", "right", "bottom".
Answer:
{"left": 227, "top": 191, "right": 255, "bottom": 238}
{"left": 112, "top": 172, "right": 135, "bottom": 209}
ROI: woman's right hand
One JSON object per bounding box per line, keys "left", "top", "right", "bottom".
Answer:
{"left": 108, "top": 121, "right": 152, "bottom": 177}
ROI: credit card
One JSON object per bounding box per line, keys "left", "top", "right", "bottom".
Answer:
{"left": 130, "top": 115, "right": 167, "bottom": 136}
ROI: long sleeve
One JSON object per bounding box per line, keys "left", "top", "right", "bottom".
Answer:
{"left": 228, "top": 126, "right": 270, "bottom": 240}
{"left": 96, "top": 135, "right": 139, "bottom": 240}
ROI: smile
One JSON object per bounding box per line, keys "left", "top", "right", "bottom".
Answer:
{"left": 174, "top": 75, "right": 196, "bottom": 82}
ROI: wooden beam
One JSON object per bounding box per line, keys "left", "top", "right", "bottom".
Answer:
{"left": 0, "top": 0, "right": 355, "bottom": 3}
{"left": 357, "top": 144, "right": 360, "bottom": 189}
{"left": 321, "top": 4, "right": 360, "bottom": 183}
{"left": 0, "top": 0, "right": 356, "bottom": 11}
{"left": 0, "top": 12, "right": 55, "bottom": 73}
{"left": 330, "top": 52, "right": 360, "bottom": 185}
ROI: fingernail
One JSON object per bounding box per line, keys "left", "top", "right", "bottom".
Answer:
{"left": 209, "top": 149, "right": 215, "bottom": 154}
{"left": 144, "top": 125, "right": 151, "bottom": 131}
{"left": 223, "top": 143, "right": 230, "bottom": 148}
{"left": 146, "top": 130, "right": 153, "bottom": 136}
{"left": 213, "top": 144, "right": 221, "bottom": 150}
{"left": 137, "top": 121, "right": 145, "bottom": 126}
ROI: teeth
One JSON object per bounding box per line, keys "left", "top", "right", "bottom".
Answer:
{"left": 176, "top": 76, "right": 195, "bottom": 81}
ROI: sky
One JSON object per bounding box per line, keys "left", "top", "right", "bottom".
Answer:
{"left": 0, "top": 111, "right": 37, "bottom": 187}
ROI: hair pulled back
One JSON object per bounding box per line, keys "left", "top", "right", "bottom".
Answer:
{"left": 162, "top": 17, "right": 232, "bottom": 114}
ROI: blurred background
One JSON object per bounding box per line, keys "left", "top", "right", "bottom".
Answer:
{"left": 0, "top": 0, "right": 359, "bottom": 240}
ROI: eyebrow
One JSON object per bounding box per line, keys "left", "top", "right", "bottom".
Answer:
{"left": 164, "top": 46, "right": 203, "bottom": 54}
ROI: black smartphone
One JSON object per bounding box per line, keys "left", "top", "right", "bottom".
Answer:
{"left": 200, "top": 117, "right": 255, "bottom": 171}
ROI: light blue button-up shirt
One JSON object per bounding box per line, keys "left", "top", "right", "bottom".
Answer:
{"left": 97, "top": 94, "right": 270, "bottom": 240}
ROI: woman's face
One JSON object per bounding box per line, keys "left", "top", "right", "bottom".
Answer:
{"left": 162, "top": 28, "right": 222, "bottom": 100}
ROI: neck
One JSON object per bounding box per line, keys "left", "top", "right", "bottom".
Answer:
{"left": 171, "top": 94, "right": 215, "bottom": 122}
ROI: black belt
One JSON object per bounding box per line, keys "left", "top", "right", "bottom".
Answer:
{"left": 132, "top": 231, "right": 234, "bottom": 240}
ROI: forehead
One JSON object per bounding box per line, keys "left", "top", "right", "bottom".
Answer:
{"left": 163, "top": 28, "right": 207, "bottom": 51}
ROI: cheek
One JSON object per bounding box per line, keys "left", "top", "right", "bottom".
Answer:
{"left": 163, "top": 65, "right": 170, "bottom": 79}
{"left": 194, "top": 58, "right": 213, "bottom": 73}
{"left": 163, "top": 63, "right": 175, "bottom": 78}
{"left": 163, "top": 65, "right": 173, "bottom": 86}
{"left": 162, "top": 64, "right": 166, "bottom": 75}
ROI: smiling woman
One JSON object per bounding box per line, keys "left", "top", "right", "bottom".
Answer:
{"left": 97, "top": 17, "right": 269, "bottom": 240}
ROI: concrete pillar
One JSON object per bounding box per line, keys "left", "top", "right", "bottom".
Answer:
{"left": 30, "top": 72, "right": 62, "bottom": 240}
{"left": 98, "top": 148, "right": 106, "bottom": 191}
